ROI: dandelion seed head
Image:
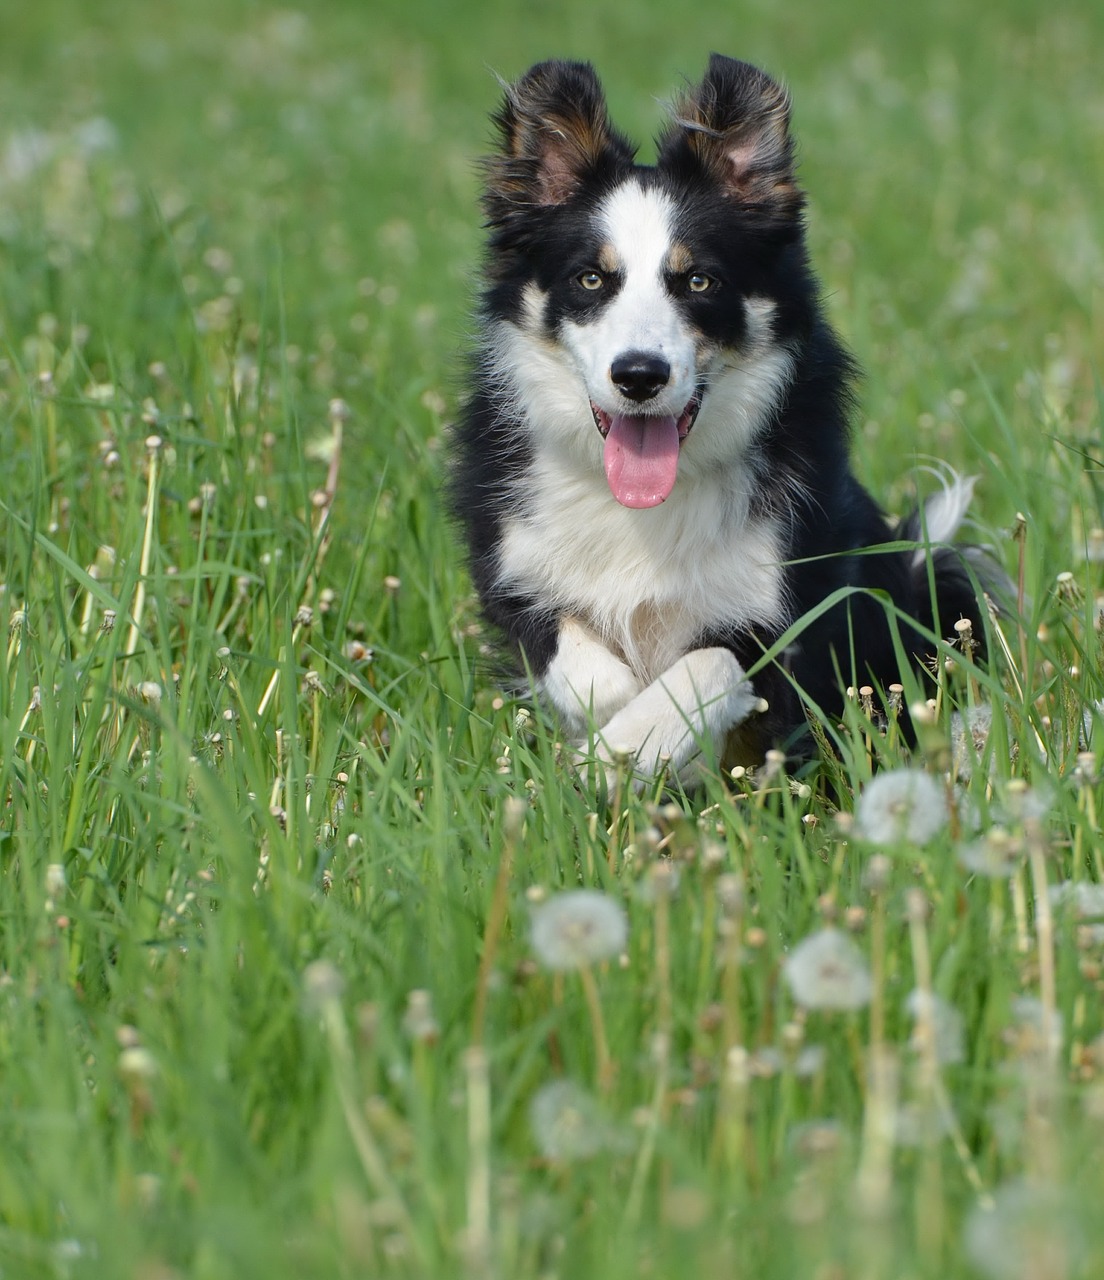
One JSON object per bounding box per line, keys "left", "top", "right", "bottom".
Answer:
{"left": 137, "top": 681, "right": 163, "bottom": 707}
{"left": 1048, "top": 881, "right": 1104, "bottom": 943}
{"left": 793, "top": 1044, "right": 827, "bottom": 1077}
{"left": 906, "top": 989, "right": 966, "bottom": 1065}
{"left": 951, "top": 704, "right": 994, "bottom": 780}
{"left": 895, "top": 1099, "right": 956, "bottom": 1147}
{"left": 854, "top": 768, "right": 947, "bottom": 845}
{"left": 1009, "top": 996, "right": 1063, "bottom": 1059}
{"left": 529, "top": 889, "right": 628, "bottom": 972}
{"left": 118, "top": 1046, "right": 157, "bottom": 1083}
{"left": 964, "top": 1180, "right": 1082, "bottom": 1280}
{"left": 302, "top": 959, "right": 344, "bottom": 1009}
{"left": 958, "top": 828, "right": 1024, "bottom": 879}
{"left": 784, "top": 927, "right": 873, "bottom": 1011}
{"left": 45, "top": 863, "right": 67, "bottom": 900}
{"left": 637, "top": 860, "right": 680, "bottom": 903}
{"left": 999, "top": 779, "right": 1052, "bottom": 824}
{"left": 529, "top": 1080, "right": 622, "bottom": 1162}
{"left": 401, "top": 989, "right": 439, "bottom": 1044}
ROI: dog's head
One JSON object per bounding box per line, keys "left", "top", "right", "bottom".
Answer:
{"left": 480, "top": 55, "right": 807, "bottom": 509}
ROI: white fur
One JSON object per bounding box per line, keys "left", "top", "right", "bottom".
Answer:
{"left": 542, "top": 616, "right": 643, "bottom": 734}
{"left": 912, "top": 470, "right": 978, "bottom": 568}
{"left": 482, "top": 176, "right": 798, "bottom": 772}
{"left": 559, "top": 184, "right": 699, "bottom": 416}
{"left": 590, "top": 647, "right": 766, "bottom": 786}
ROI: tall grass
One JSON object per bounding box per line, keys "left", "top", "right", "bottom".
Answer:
{"left": 1, "top": 0, "right": 1102, "bottom": 1276}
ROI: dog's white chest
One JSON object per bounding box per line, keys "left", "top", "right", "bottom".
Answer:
{"left": 496, "top": 465, "right": 788, "bottom": 680}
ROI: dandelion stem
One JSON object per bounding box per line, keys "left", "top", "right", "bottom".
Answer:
{"left": 463, "top": 1046, "right": 492, "bottom": 1276}
{"left": 906, "top": 892, "right": 945, "bottom": 1268}
{"left": 472, "top": 799, "right": 521, "bottom": 1046}
{"left": 318, "top": 993, "right": 425, "bottom": 1265}
{"left": 623, "top": 1032, "right": 669, "bottom": 1229}
{"left": 579, "top": 963, "right": 614, "bottom": 1094}
{"left": 1028, "top": 826, "right": 1058, "bottom": 1070}
{"left": 855, "top": 1045, "right": 898, "bottom": 1219}
{"left": 624, "top": 879, "right": 674, "bottom": 1225}
{"left": 256, "top": 620, "right": 305, "bottom": 719}
{"left": 123, "top": 438, "right": 162, "bottom": 670}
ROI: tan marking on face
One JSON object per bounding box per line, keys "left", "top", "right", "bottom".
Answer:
{"left": 597, "top": 243, "right": 620, "bottom": 274}
{"left": 667, "top": 242, "right": 694, "bottom": 275}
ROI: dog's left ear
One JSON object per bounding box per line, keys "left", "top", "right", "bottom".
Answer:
{"left": 659, "top": 54, "right": 804, "bottom": 221}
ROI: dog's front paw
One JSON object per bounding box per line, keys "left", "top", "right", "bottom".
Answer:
{"left": 587, "top": 648, "right": 768, "bottom": 789}
{"left": 540, "top": 618, "right": 643, "bottom": 736}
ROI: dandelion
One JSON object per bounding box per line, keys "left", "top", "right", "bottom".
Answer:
{"left": 531, "top": 889, "right": 627, "bottom": 1093}
{"left": 964, "top": 1180, "right": 1082, "bottom": 1280}
{"left": 784, "top": 927, "right": 873, "bottom": 1011}
{"left": 137, "top": 681, "right": 163, "bottom": 708}
{"left": 853, "top": 768, "right": 947, "bottom": 844}
{"left": 958, "top": 829, "right": 1024, "bottom": 879}
{"left": 754, "top": 1043, "right": 826, "bottom": 1078}
{"left": 529, "top": 889, "right": 627, "bottom": 972}
{"left": 528, "top": 1079, "right": 623, "bottom": 1162}
{"left": 302, "top": 959, "right": 345, "bottom": 1011}
{"left": 950, "top": 704, "right": 994, "bottom": 780}
{"left": 906, "top": 989, "right": 965, "bottom": 1065}
{"left": 402, "top": 990, "right": 439, "bottom": 1045}
{"left": 44, "top": 863, "right": 67, "bottom": 901}
{"left": 1000, "top": 779, "right": 1052, "bottom": 824}
{"left": 1009, "top": 996, "right": 1063, "bottom": 1060}
{"left": 1048, "top": 881, "right": 1104, "bottom": 943}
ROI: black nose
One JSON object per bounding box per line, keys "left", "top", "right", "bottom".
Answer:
{"left": 610, "top": 352, "right": 670, "bottom": 403}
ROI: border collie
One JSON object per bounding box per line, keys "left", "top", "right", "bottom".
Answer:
{"left": 450, "top": 54, "right": 990, "bottom": 782}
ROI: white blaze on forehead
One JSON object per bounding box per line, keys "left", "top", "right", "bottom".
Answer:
{"left": 562, "top": 178, "right": 696, "bottom": 409}
{"left": 599, "top": 180, "right": 677, "bottom": 280}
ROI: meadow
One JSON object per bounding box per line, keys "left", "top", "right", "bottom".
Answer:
{"left": 1, "top": 0, "right": 1103, "bottom": 1275}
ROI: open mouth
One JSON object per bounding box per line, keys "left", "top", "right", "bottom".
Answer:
{"left": 589, "top": 391, "right": 703, "bottom": 509}
{"left": 590, "top": 390, "right": 702, "bottom": 442}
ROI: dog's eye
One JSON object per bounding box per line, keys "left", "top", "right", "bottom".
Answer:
{"left": 577, "top": 271, "right": 604, "bottom": 291}
{"left": 687, "top": 273, "right": 714, "bottom": 293}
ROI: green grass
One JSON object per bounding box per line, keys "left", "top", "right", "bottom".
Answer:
{"left": 1, "top": 0, "right": 1103, "bottom": 1276}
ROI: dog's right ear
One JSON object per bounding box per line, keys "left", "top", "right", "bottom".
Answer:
{"left": 483, "top": 61, "right": 636, "bottom": 226}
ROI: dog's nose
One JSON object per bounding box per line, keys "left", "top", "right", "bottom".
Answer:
{"left": 610, "top": 352, "right": 671, "bottom": 403}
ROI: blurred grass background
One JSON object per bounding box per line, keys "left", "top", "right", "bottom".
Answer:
{"left": 1, "top": 0, "right": 1103, "bottom": 1276}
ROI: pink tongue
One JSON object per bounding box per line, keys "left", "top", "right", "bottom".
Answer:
{"left": 602, "top": 414, "right": 680, "bottom": 508}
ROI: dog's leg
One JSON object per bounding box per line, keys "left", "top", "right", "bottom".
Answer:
{"left": 539, "top": 616, "right": 643, "bottom": 736}
{"left": 594, "top": 647, "right": 765, "bottom": 784}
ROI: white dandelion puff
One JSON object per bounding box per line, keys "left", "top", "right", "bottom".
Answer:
{"left": 950, "top": 704, "right": 994, "bottom": 780}
{"left": 854, "top": 768, "right": 948, "bottom": 845}
{"left": 302, "top": 960, "right": 344, "bottom": 1011}
{"left": 906, "top": 989, "right": 965, "bottom": 1065}
{"left": 784, "top": 927, "right": 873, "bottom": 1011}
{"left": 44, "top": 863, "right": 67, "bottom": 900}
{"left": 529, "top": 1080, "right": 623, "bottom": 1162}
{"left": 999, "top": 779, "right": 1053, "bottom": 825}
{"left": 964, "top": 1180, "right": 1083, "bottom": 1280}
{"left": 895, "top": 1099, "right": 956, "bottom": 1147}
{"left": 1048, "top": 881, "right": 1104, "bottom": 943}
{"left": 793, "top": 1044, "right": 827, "bottom": 1077}
{"left": 1010, "top": 996, "right": 1063, "bottom": 1059}
{"left": 401, "top": 989, "right": 440, "bottom": 1044}
{"left": 529, "top": 889, "right": 628, "bottom": 972}
{"left": 958, "top": 829, "right": 1024, "bottom": 879}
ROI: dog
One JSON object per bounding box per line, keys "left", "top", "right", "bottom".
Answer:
{"left": 450, "top": 54, "right": 992, "bottom": 783}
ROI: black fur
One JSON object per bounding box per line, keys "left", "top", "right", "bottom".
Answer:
{"left": 450, "top": 56, "right": 993, "bottom": 759}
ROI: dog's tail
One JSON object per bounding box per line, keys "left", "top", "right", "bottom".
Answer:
{"left": 898, "top": 469, "right": 1010, "bottom": 655}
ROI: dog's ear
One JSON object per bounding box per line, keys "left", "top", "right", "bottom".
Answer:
{"left": 483, "top": 61, "right": 635, "bottom": 223}
{"left": 659, "top": 55, "right": 803, "bottom": 221}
